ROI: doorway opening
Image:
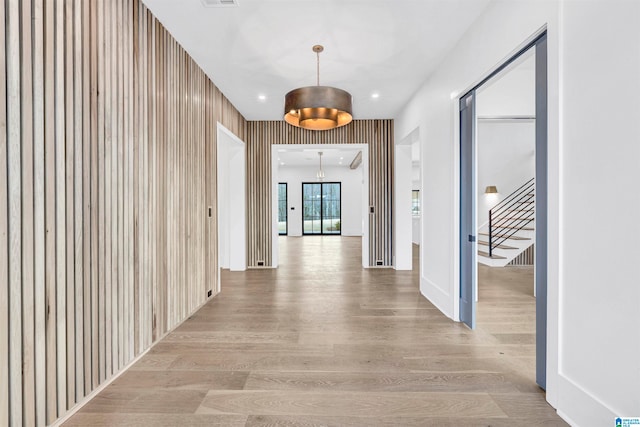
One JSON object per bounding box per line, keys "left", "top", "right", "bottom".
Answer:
{"left": 459, "top": 31, "right": 547, "bottom": 389}
{"left": 271, "top": 144, "right": 369, "bottom": 268}
{"left": 216, "top": 123, "right": 247, "bottom": 277}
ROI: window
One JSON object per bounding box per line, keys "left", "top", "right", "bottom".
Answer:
{"left": 302, "top": 182, "right": 341, "bottom": 235}
{"left": 412, "top": 190, "right": 420, "bottom": 215}
{"left": 278, "top": 183, "right": 287, "bottom": 235}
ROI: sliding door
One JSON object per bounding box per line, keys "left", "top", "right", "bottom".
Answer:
{"left": 460, "top": 91, "right": 477, "bottom": 330}
{"left": 302, "top": 182, "right": 341, "bottom": 235}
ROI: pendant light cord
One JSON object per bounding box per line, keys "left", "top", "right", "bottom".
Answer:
{"left": 316, "top": 50, "right": 320, "bottom": 86}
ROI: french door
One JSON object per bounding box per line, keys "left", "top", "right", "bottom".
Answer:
{"left": 302, "top": 182, "right": 341, "bottom": 235}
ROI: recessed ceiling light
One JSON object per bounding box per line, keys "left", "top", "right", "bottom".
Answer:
{"left": 340, "top": 157, "right": 344, "bottom": 160}
{"left": 371, "top": 92, "right": 380, "bottom": 99}
{"left": 258, "top": 94, "right": 267, "bottom": 101}
{"left": 280, "top": 162, "right": 285, "bottom": 166}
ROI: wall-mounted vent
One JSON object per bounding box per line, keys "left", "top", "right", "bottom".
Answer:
{"left": 350, "top": 151, "right": 362, "bottom": 169}
{"left": 201, "top": 0, "right": 239, "bottom": 8}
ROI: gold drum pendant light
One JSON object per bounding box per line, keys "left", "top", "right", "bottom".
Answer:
{"left": 284, "top": 45, "right": 353, "bottom": 131}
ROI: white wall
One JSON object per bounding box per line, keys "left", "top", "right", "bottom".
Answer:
{"left": 476, "top": 54, "right": 535, "bottom": 117}
{"left": 394, "top": 0, "right": 562, "bottom": 414}
{"left": 277, "top": 165, "right": 363, "bottom": 237}
{"left": 395, "top": 144, "right": 413, "bottom": 270}
{"left": 395, "top": 0, "right": 559, "bottom": 327}
{"left": 217, "top": 124, "right": 246, "bottom": 271}
{"left": 411, "top": 140, "right": 421, "bottom": 246}
{"left": 395, "top": 0, "right": 640, "bottom": 424}
{"left": 412, "top": 217, "right": 420, "bottom": 245}
{"left": 557, "top": 1, "right": 640, "bottom": 425}
{"left": 477, "top": 120, "right": 535, "bottom": 227}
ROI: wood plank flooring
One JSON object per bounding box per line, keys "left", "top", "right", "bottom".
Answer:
{"left": 64, "top": 237, "right": 566, "bottom": 426}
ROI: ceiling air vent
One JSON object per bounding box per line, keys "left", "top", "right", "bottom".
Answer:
{"left": 201, "top": 0, "right": 238, "bottom": 7}
{"left": 350, "top": 151, "right": 363, "bottom": 170}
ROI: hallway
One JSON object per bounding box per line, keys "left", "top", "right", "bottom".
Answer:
{"left": 65, "top": 237, "right": 565, "bottom": 426}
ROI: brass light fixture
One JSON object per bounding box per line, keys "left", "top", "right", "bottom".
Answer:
{"left": 284, "top": 45, "right": 353, "bottom": 131}
{"left": 485, "top": 186, "right": 498, "bottom": 194}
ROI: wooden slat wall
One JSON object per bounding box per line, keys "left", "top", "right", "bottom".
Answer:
{"left": 245, "top": 120, "right": 394, "bottom": 267}
{"left": 508, "top": 244, "right": 535, "bottom": 266}
{"left": 0, "top": 1, "right": 246, "bottom": 425}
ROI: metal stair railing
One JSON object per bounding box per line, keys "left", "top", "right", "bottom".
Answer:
{"left": 488, "top": 178, "right": 535, "bottom": 257}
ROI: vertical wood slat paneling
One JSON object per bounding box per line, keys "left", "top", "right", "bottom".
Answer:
{"left": 96, "top": 0, "right": 106, "bottom": 384}
{"left": 7, "top": 1, "right": 23, "bottom": 425}
{"left": 0, "top": 0, "right": 8, "bottom": 424}
{"left": 89, "top": 0, "right": 99, "bottom": 391}
{"left": 508, "top": 244, "right": 535, "bottom": 266}
{"left": 0, "top": 1, "right": 246, "bottom": 425}
{"left": 32, "top": 0, "right": 47, "bottom": 424}
{"left": 245, "top": 120, "right": 394, "bottom": 267}
{"left": 64, "top": 0, "right": 75, "bottom": 407}
{"left": 54, "top": 0, "right": 68, "bottom": 416}
{"left": 21, "top": 0, "right": 36, "bottom": 422}
{"left": 43, "top": 3, "right": 58, "bottom": 418}
{"left": 72, "top": 0, "right": 84, "bottom": 401}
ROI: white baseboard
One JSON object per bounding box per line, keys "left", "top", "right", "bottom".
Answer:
{"left": 420, "top": 275, "right": 454, "bottom": 320}
{"left": 556, "top": 373, "right": 617, "bottom": 427}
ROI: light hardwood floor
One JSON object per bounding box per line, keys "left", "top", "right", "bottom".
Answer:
{"left": 65, "top": 237, "right": 566, "bottom": 426}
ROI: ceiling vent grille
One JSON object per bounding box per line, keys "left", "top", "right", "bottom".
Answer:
{"left": 201, "top": 0, "right": 239, "bottom": 7}
{"left": 350, "top": 151, "right": 363, "bottom": 170}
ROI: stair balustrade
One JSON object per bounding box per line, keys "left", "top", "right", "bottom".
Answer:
{"left": 488, "top": 178, "right": 535, "bottom": 257}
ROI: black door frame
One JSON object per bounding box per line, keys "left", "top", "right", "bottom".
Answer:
{"left": 301, "top": 182, "right": 342, "bottom": 236}
{"left": 278, "top": 182, "right": 288, "bottom": 236}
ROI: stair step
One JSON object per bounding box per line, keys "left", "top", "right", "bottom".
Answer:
{"left": 477, "top": 240, "right": 518, "bottom": 250}
{"left": 493, "top": 225, "right": 534, "bottom": 231}
{"left": 477, "top": 250, "right": 506, "bottom": 260}
{"left": 513, "top": 201, "right": 534, "bottom": 204}
{"left": 507, "top": 209, "right": 534, "bottom": 212}
{"left": 479, "top": 232, "right": 531, "bottom": 241}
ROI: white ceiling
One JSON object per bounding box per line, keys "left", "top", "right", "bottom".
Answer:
{"left": 142, "top": 0, "right": 491, "bottom": 121}
{"left": 276, "top": 147, "right": 361, "bottom": 168}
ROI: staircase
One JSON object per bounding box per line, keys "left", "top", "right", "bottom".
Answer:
{"left": 478, "top": 178, "right": 535, "bottom": 267}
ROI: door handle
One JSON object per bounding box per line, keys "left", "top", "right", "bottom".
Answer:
{"left": 468, "top": 235, "right": 476, "bottom": 242}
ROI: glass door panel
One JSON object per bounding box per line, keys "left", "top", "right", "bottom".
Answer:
{"left": 322, "top": 183, "right": 341, "bottom": 234}
{"left": 303, "top": 182, "right": 341, "bottom": 235}
{"left": 303, "top": 183, "right": 322, "bottom": 234}
{"left": 278, "top": 183, "right": 288, "bottom": 235}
